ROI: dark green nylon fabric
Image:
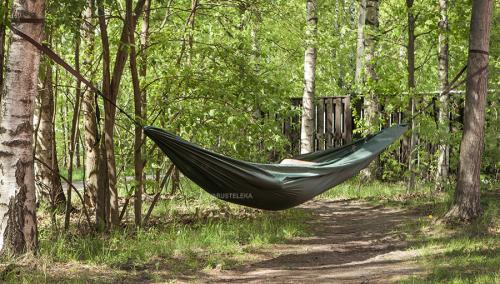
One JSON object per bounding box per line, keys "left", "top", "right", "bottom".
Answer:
{"left": 144, "top": 124, "right": 408, "bottom": 210}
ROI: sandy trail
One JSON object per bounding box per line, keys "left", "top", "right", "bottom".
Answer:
{"left": 201, "top": 200, "right": 423, "bottom": 283}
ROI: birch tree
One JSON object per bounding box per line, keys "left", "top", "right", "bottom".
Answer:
{"left": 0, "top": 0, "right": 8, "bottom": 96}
{"left": 82, "top": 0, "right": 100, "bottom": 208}
{"left": 435, "top": 0, "right": 449, "bottom": 188}
{"left": 354, "top": 0, "right": 366, "bottom": 86}
{"left": 35, "top": 59, "right": 65, "bottom": 209}
{"left": 0, "top": 0, "right": 45, "bottom": 254}
{"left": 300, "top": 0, "right": 318, "bottom": 154}
{"left": 407, "top": 0, "right": 417, "bottom": 191}
{"left": 360, "top": 0, "right": 380, "bottom": 179}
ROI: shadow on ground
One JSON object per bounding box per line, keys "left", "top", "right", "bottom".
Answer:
{"left": 202, "top": 200, "right": 424, "bottom": 283}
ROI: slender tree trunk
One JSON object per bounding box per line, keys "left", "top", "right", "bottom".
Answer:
{"left": 436, "top": 0, "right": 449, "bottom": 188}
{"left": 129, "top": 0, "right": 151, "bottom": 227}
{"left": 97, "top": 0, "right": 146, "bottom": 227}
{"left": 61, "top": 95, "right": 69, "bottom": 167}
{"left": 104, "top": 109, "right": 118, "bottom": 227}
{"left": 75, "top": 129, "right": 81, "bottom": 168}
{"left": 300, "top": 0, "right": 318, "bottom": 154}
{"left": 0, "top": 0, "right": 45, "bottom": 254}
{"left": 187, "top": 0, "right": 198, "bottom": 65}
{"left": 109, "top": 0, "right": 146, "bottom": 227}
{"left": 176, "top": 0, "right": 198, "bottom": 67}
{"left": 35, "top": 58, "right": 66, "bottom": 209}
{"left": 407, "top": 0, "right": 417, "bottom": 191}
{"left": 82, "top": 0, "right": 99, "bottom": 208}
{"left": 97, "top": 139, "right": 110, "bottom": 230}
{"left": 97, "top": 0, "right": 118, "bottom": 228}
{"left": 354, "top": 0, "right": 366, "bottom": 86}
{"left": 360, "top": 0, "right": 380, "bottom": 179}
{"left": 96, "top": 0, "right": 111, "bottom": 230}
{"left": 447, "top": 0, "right": 492, "bottom": 221}
{"left": 64, "top": 30, "right": 83, "bottom": 230}
{"left": 130, "top": 43, "right": 143, "bottom": 226}
{"left": 0, "top": 0, "right": 9, "bottom": 96}
{"left": 130, "top": 0, "right": 151, "bottom": 227}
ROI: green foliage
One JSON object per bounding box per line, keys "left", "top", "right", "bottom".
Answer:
{"left": 29, "top": 0, "right": 496, "bottom": 182}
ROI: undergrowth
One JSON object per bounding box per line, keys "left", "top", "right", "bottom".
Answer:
{"left": 1, "top": 176, "right": 497, "bottom": 283}
{"left": 1, "top": 179, "right": 311, "bottom": 283}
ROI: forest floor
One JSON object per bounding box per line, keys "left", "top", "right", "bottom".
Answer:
{"left": 199, "top": 199, "right": 424, "bottom": 283}
{"left": 1, "top": 182, "right": 498, "bottom": 283}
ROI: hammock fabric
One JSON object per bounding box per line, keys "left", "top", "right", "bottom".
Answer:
{"left": 144, "top": 124, "right": 408, "bottom": 210}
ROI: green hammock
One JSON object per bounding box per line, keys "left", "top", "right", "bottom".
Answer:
{"left": 144, "top": 124, "right": 408, "bottom": 210}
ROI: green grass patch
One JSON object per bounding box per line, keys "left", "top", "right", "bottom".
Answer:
{"left": 320, "top": 178, "right": 499, "bottom": 283}
{"left": 38, "top": 209, "right": 310, "bottom": 272}
{"left": 2, "top": 179, "right": 311, "bottom": 282}
{"left": 402, "top": 189, "right": 499, "bottom": 284}
{"left": 343, "top": 180, "right": 499, "bottom": 284}
{"left": 59, "top": 167, "right": 84, "bottom": 182}
{"left": 319, "top": 179, "right": 413, "bottom": 200}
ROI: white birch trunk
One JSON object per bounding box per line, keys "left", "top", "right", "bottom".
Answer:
{"left": 355, "top": 0, "right": 366, "bottom": 86}
{"left": 360, "top": 0, "right": 380, "bottom": 180}
{"left": 0, "top": 0, "right": 45, "bottom": 254}
{"left": 436, "top": 0, "right": 450, "bottom": 186}
{"left": 82, "top": 0, "right": 99, "bottom": 208}
{"left": 300, "top": 0, "right": 318, "bottom": 154}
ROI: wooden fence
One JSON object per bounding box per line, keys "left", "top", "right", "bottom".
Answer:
{"left": 283, "top": 96, "right": 354, "bottom": 155}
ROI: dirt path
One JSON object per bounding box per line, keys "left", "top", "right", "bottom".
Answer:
{"left": 200, "top": 200, "right": 424, "bottom": 283}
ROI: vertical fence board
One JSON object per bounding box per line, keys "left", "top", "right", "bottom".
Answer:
{"left": 325, "top": 98, "right": 334, "bottom": 148}
{"left": 334, "top": 98, "right": 342, "bottom": 146}
{"left": 316, "top": 99, "right": 325, "bottom": 150}
{"left": 344, "top": 96, "right": 352, "bottom": 143}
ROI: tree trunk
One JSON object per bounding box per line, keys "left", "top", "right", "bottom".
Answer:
{"left": 82, "top": 0, "right": 99, "bottom": 209}
{"left": 130, "top": 44, "right": 143, "bottom": 226}
{"left": 0, "top": 0, "right": 45, "bottom": 254}
{"left": 129, "top": 0, "right": 151, "bottom": 227}
{"left": 61, "top": 94, "right": 69, "bottom": 167}
{"left": 406, "top": 0, "right": 417, "bottom": 191}
{"left": 97, "top": 139, "right": 110, "bottom": 231}
{"left": 354, "top": 0, "right": 366, "bottom": 86}
{"left": 187, "top": 0, "right": 198, "bottom": 65}
{"left": 64, "top": 30, "right": 83, "bottom": 231}
{"left": 435, "top": 0, "right": 450, "bottom": 188}
{"left": 300, "top": 0, "right": 318, "bottom": 154}
{"left": 0, "top": 0, "right": 9, "bottom": 97}
{"left": 75, "top": 129, "right": 81, "bottom": 168}
{"left": 447, "top": 0, "right": 493, "bottom": 221}
{"left": 97, "top": 0, "right": 146, "bottom": 228}
{"left": 360, "top": 0, "right": 380, "bottom": 180}
{"left": 35, "top": 59, "right": 66, "bottom": 209}
{"left": 96, "top": 0, "right": 111, "bottom": 230}
{"left": 109, "top": 0, "right": 146, "bottom": 227}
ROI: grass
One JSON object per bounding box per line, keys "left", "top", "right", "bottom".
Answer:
{"left": 1, "top": 176, "right": 498, "bottom": 283}
{"left": 321, "top": 177, "right": 499, "bottom": 283}
{"left": 39, "top": 209, "right": 310, "bottom": 271}
{"left": 59, "top": 167, "right": 85, "bottom": 182}
{"left": 319, "top": 178, "right": 418, "bottom": 201}
{"left": 400, "top": 187, "right": 500, "bottom": 284}
{"left": 1, "top": 178, "right": 311, "bottom": 283}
